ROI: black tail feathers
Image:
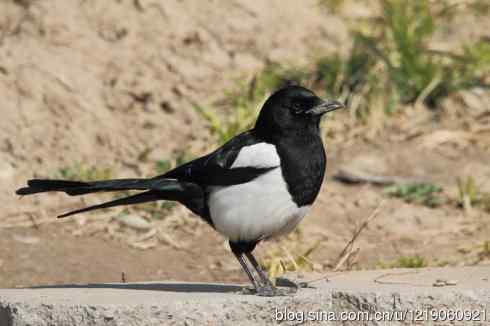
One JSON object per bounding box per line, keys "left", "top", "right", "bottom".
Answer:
{"left": 16, "top": 179, "right": 91, "bottom": 195}
{"left": 16, "top": 177, "right": 203, "bottom": 218}
{"left": 16, "top": 178, "right": 192, "bottom": 196}
{"left": 57, "top": 190, "right": 161, "bottom": 218}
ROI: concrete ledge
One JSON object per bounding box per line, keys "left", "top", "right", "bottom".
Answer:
{"left": 1, "top": 267, "right": 489, "bottom": 325}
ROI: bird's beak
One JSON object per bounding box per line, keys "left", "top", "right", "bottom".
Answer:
{"left": 306, "top": 99, "right": 345, "bottom": 115}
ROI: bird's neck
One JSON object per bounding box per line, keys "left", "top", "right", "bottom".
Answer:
{"left": 254, "top": 122, "right": 322, "bottom": 145}
{"left": 274, "top": 129, "right": 326, "bottom": 207}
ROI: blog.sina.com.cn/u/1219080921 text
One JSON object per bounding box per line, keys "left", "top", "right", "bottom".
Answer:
{"left": 273, "top": 307, "right": 487, "bottom": 323}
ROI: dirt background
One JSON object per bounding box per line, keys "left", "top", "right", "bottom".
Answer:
{"left": 0, "top": 0, "right": 489, "bottom": 287}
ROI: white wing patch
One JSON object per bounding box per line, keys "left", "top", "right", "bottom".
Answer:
{"left": 231, "top": 143, "right": 280, "bottom": 169}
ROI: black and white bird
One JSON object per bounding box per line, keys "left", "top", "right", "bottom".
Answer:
{"left": 16, "top": 85, "right": 344, "bottom": 296}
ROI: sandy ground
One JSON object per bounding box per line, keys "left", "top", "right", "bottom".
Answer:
{"left": 0, "top": 0, "right": 489, "bottom": 288}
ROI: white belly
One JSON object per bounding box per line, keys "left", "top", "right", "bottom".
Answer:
{"left": 208, "top": 168, "right": 311, "bottom": 242}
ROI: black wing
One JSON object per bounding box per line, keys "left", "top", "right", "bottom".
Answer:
{"left": 158, "top": 130, "right": 277, "bottom": 186}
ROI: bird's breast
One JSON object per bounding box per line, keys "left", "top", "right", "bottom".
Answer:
{"left": 207, "top": 168, "right": 310, "bottom": 242}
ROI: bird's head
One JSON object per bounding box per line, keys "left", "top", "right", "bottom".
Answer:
{"left": 254, "top": 85, "right": 344, "bottom": 138}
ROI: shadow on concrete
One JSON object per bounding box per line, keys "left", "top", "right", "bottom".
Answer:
{"left": 30, "top": 282, "right": 243, "bottom": 293}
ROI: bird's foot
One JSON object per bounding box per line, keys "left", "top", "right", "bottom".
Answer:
{"left": 275, "top": 277, "right": 311, "bottom": 289}
{"left": 240, "top": 284, "right": 295, "bottom": 296}
{"left": 240, "top": 283, "right": 299, "bottom": 296}
{"left": 255, "top": 284, "right": 296, "bottom": 297}
{"left": 240, "top": 285, "right": 257, "bottom": 295}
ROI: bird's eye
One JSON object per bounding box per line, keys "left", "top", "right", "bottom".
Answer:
{"left": 291, "top": 103, "right": 303, "bottom": 114}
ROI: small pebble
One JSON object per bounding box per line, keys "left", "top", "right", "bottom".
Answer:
{"left": 433, "top": 279, "right": 458, "bottom": 287}
{"left": 116, "top": 214, "right": 152, "bottom": 230}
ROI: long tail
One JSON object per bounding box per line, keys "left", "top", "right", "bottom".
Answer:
{"left": 16, "top": 178, "right": 202, "bottom": 218}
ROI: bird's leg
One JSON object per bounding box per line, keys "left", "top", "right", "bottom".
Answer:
{"left": 230, "top": 241, "right": 294, "bottom": 296}
{"left": 245, "top": 252, "right": 307, "bottom": 289}
{"left": 244, "top": 252, "right": 274, "bottom": 288}
{"left": 245, "top": 252, "right": 297, "bottom": 296}
{"left": 232, "top": 251, "right": 260, "bottom": 294}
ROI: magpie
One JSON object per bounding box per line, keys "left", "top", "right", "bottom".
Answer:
{"left": 16, "top": 85, "right": 344, "bottom": 296}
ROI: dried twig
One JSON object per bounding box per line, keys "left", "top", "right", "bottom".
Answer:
{"left": 334, "top": 168, "right": 429, "bottom": 186}
{"left": 373, "top": 270, "right": 426, "bottom": 287}
{"left": 299, "top": 271, "right": 348, "bottom": 286}
{"left": 334, "top": 201, "right": 385, "bottom": 271}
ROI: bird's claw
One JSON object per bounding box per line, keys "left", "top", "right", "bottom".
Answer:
{"left": 241, "top": 285, "right": 257, "bottom": 295}
{"left": 240, "top": 283, "right": 297, "bottom": 296}
{"left": 275, "top": 277, "right": 311, "bottom": 289}
{"left": 256, "top": 284, "right": 296, "bottom": 296}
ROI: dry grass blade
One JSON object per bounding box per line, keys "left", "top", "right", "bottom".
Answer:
{"left": 129, "top": 239, "right": 157, "bottom": 250}
{"left": 132, "top": 228, "right": 157, "bottom": 243}
{"left": 334, "top": 247, "right": 360, "bottom": 272}
{"left": 0, "top": 217, "right": 71, "bottom": 229}
{"left": 335, "top": 168, "right": 429, "bottom": 186}
{"left": 157, "top": 228, "right": 186, "bottom": 250}
{"left": 334, "top": 200, "right": 385, "bottom": 271}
